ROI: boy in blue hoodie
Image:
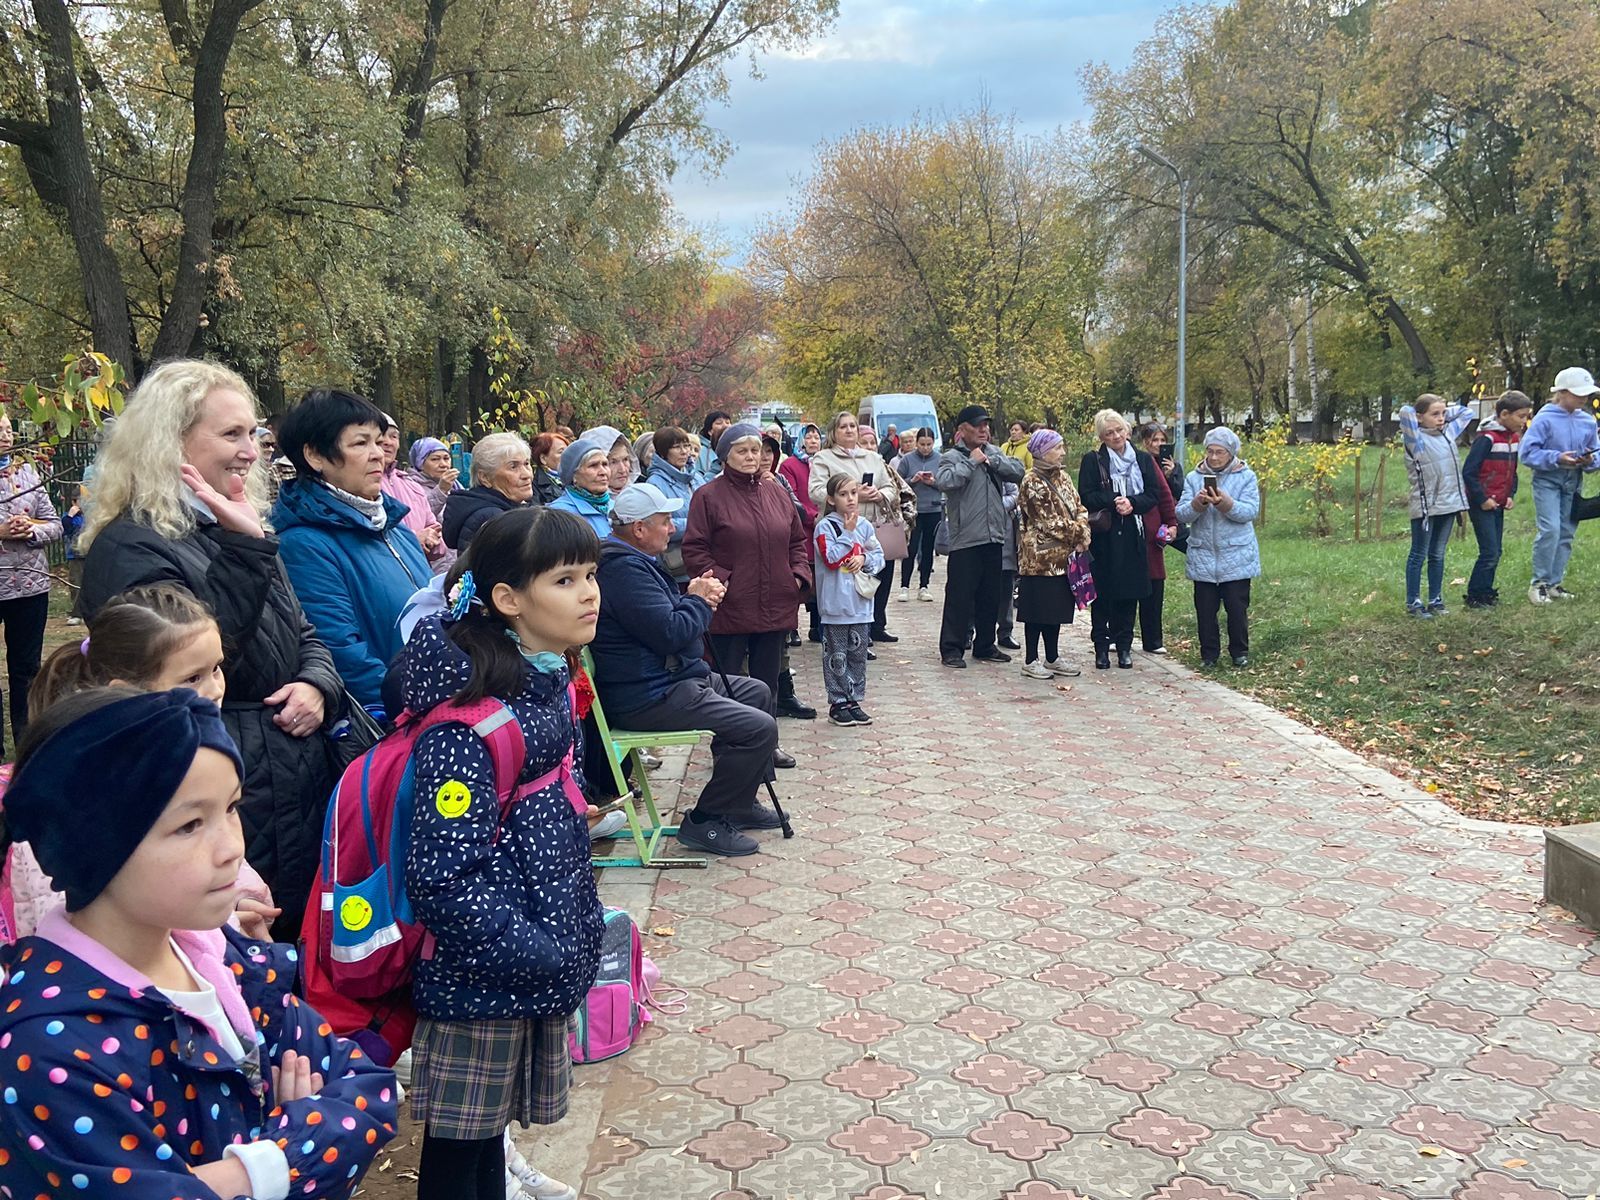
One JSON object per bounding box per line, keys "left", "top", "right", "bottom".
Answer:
{"left": 1519, "top": 367, "right": 1600, "bottom": 603}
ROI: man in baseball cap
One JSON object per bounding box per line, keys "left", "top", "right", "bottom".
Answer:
{"left": 1519, "top": 367, "right": 1600, "bottom": 602}
{"left": 935, "top": 403, "right": 1025, "bottom": 667}
{"left": 589, "top": 481, "right": 783, "bottom": 857}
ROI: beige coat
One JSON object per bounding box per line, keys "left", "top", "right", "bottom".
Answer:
{"left": 807, "top": 446, "right": 915, "bottom": 529}
{"left": 1017, "top": 465, "right": 1090, "bottom": 577}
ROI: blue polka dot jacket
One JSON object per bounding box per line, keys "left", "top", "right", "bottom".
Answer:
{"left": 400, "top": 616, "right": 604, "bottom": 1021}
{"left": 0, "top": 915, "right": 397, "bottom": 1198}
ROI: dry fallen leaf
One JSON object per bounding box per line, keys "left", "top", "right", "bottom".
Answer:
{"left": 1418, "top": 1146, "right": 1443, "bottom": 1157}
{"left": 651, "top": 926, "right": 676, "bottom": 937}
{"left": 1501, "top": 1159, "right": 1529, "bottom": 1169}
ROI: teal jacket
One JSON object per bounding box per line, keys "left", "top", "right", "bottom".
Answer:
{"left": 272, "top": 480, "right": 432, "bottom": 710}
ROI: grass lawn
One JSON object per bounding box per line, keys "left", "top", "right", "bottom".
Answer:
{"left": 1158, "top": 447, "right": 1600, "bottom": 826}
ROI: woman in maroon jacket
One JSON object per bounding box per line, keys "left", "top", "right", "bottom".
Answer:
{"left": 684, "top": 423, "right": 812, "bottom": 766}
{"left": 1136, "top": 459, "right": 1181, "bottom": 655}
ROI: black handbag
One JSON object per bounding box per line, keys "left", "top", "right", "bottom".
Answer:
{"left": 324, "top": 689, "right": 386, "bottom": 775}
{"left": 1574, "top": 488, "right": 1600, "bottom": 523}
{"left": 1086, "top": 452, "right": 1115, "bottom": 533}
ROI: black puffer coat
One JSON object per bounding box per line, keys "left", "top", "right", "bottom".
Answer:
{"left": 441, "top": 485, "right": 526, "bottom": 551}
{"left": 80, "top": 516, "right": 343, "bottom": 941}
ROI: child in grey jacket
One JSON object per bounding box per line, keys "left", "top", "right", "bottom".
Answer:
{"left": 815, "top": 475, "right": 884, "bottom": 727}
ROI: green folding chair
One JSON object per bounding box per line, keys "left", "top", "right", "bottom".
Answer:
{"left": 581, "top": 649, "right": 709, "bottom": 869}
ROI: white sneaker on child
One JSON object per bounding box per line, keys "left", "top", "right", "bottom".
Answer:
{"left": 504, "top": 1131, "right": 578, "bottom": 1200}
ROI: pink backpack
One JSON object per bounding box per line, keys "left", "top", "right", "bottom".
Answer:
{"left": 568, "top": 908, "right": 685, "bottom": 1063}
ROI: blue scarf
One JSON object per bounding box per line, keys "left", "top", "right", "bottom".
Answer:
{"left": 566, "top": 485, "right": 611, "bottom": 514}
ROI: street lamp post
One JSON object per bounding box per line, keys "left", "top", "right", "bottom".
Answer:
{"left": 1134, "top": 143, "right": 1188, "bottom": 466}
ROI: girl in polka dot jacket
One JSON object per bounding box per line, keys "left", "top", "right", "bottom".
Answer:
{"left": 0, "top": 687, "right": 396, "bottom": 1200}
{"left": 398, "top": 507, "right": 605, "bottom": 1200}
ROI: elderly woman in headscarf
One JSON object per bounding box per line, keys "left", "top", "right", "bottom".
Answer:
{"left": 1078, "top": 409, "right": 1163, "bottom": 670}
{"left": 684, "top": 422, "right": 812, "bottom": 767}
{"left": 402, "top": 435, "right": 462, "bottom": 520}
{"left": 1016, "top": 428, "right": 1090, "bottom": 679}
{"left": 440, "top": 431, "right": 534, "bottom": 551}
{"left": 547, "top": 427, "right": 621, "bottom": 538}
{"left": 1177, "top": 426, "right": 1262, "bottom": 667}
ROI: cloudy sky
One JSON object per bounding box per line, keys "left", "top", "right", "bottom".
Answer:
{"left": 669, "top": 0, "right": 1165, "bottom": 260}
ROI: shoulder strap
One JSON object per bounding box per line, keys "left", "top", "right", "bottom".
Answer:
{"left": 415, "top": 699, "right": 527, "bottom": 809}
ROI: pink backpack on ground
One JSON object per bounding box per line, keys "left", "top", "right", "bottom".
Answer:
{"left": 568, "top": 907, "right": 686, "bottom": 1063}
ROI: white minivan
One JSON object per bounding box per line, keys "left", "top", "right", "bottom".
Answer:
{"left": 857, "top": 393, "right": 941, "bottom": 452}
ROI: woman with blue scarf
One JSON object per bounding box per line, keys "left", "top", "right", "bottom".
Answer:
{"left": 548, "top": 432, "right": 617, "bottom": 538}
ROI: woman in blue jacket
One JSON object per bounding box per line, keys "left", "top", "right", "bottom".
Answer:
{"left": 1176, "top": 426, "right": 1262, "bottom": 667}
{"left": 272, "top": 389, "right": 431, "bottom": 714}
{"left": 547, "top": 431, "right": 618, "bottom": 538}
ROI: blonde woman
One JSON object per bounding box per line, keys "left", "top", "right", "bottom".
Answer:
{"left": 1077, "top": 409, "right": 1162, "bottom": 670}
{"left": 808, "top": 411, "right": 914, "bottom": 643}
{"left": 77, "top": 359, "right": 341, "bottom": 941}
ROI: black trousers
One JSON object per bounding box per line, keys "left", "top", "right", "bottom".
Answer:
{"left": 996, "top": 570, "right": 1016, "bottom": 640}
{"left": 0, "top": 591, "right": 50, "bottom": 754}
{"left": 939, "top": 542, "right": 1005, "bottom": 659}
{"left": 871, "top": 562, "right": 895, "bottom": 634}
{"left": 901, "top": 514, "right": 940, "bottom": 587}
{"left": 616, "top": 675, "right": 777, "bottom": 818}
{"left": 1194, "top": 579, "right": 1251, "bottom": 662}
{"left": 1090, "top": 596, "right": 1137, "bottom": 654}
{"left": 707, "top": 630, "right": 785, "bottom": 716}
{"left": 418, "top": 1133, "right": 503, "bottom": 1200}
{"left": 1136, "top": 576, "right": 1166, "bottom": 651}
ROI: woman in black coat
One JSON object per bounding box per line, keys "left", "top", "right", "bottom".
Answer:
{"left": 1078, "top": 409, "right": 1162, "bottom": 671}
{"left": 79, "top": 360, "right": 342, "bottom": 941}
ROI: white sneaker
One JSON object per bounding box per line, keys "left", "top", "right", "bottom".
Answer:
{"left": 1529, "top": 582, "right": 1552, "bottom": 605}
{"left": 1021, "top": 660, "right": 1052, "bottom": 680}
{"left": 1045, "top": 658, "right": 1081, "bottom": 677}
{"left": 897, "top": 587, "right": 909, "bottom": 602}
{"left": 1549, "top": 585, "right": 1578, "bottom": 600}
{"left": 505, "top": 1133, "right": 578, "bottom": 1200}
{"left": 1146, "top": 646, "right": 1169, "bottom": 655}
{"left": 588, "top": 810, "right": 628, "bottom": 840}
{"left": 918, "top": 587, "right": 933, "bottom": 602}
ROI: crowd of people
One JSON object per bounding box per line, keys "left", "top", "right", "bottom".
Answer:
{"left": 0, "top": 353, "right": 1595, "bottom": 1200}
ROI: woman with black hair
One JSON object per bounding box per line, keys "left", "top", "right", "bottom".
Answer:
{"left": 272, "top": 388, "right": 432, "bottom": 714}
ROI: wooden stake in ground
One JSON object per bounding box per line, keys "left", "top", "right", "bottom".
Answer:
{"left": 1353, "top": 453, "right": 1362, "bottom": 541}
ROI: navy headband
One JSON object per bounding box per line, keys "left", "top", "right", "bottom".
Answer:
{"left": 3, "top": 689, "right": 245, "bottom": 912}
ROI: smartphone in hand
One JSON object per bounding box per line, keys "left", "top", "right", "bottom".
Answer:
{"left": 1202, "top": 474, "right": 1220, "bottom": 495}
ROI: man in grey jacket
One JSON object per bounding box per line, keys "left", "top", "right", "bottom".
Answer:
{"left": 936, "top": 404, "right": 1025, "bottom": 666}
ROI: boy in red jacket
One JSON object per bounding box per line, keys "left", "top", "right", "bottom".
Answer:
{"left": 1462, "top": 390, "right": 1533, "bottom": 607}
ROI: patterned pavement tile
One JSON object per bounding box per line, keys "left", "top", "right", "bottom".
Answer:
{"left": 888, "top": 1138, "right": 1033, "bottom": 1197}
{"left": 574, "top": 610, "right": 1596, "bottom": 1200}
{"left": 740, "top": 1141, "right": 878, "bottom": 1200}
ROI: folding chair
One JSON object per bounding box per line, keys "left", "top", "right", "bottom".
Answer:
{"left": 581, "top": 649, "right": 708, "bottom": 869}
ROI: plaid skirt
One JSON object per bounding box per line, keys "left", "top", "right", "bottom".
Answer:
{"left": 411, "top": 1015, "right": 572, "bottom": 1140}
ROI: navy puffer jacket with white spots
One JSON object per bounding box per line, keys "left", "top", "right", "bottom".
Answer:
{"left": 401, "top": 616, "right": 604, "bottom": 1020}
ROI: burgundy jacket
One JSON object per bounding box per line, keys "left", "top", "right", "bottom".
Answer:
{"left": 683, "top": 468, "right": 812, "bottom": 635}
{"left": 1144, "top": 466, "right": 1180, "bottom": 582}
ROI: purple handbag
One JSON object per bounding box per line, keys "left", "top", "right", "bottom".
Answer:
{"left": 1066, "top": 550, "right": 1097, "bottom": 609}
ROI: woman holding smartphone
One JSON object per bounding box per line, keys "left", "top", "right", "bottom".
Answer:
{"left": 1176, "top": 427, "right": 1261, "bottom": 667}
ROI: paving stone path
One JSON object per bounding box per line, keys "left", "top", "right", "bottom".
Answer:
{"left": 566, "top": 604, "right": 1599, "bottom": 1200}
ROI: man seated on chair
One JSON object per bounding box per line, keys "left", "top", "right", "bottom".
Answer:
{"left": 592, "top": 482, "right": 784, "bottom": 857}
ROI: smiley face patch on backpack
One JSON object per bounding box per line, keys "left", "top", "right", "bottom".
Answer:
{"left": 435, "top": 780, "right": 472, "bottom": 818}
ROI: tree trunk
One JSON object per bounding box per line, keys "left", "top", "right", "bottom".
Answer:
{"left": 1304, "top": 288, "right": 1319, "bottom": 416}
{"left": 149, "top": 0, "right": 262, "bottom": 364}
{"left": 1284, "top": 311, "right": 1298, "bottom": 419}
{"left": 28, "top": 0, "right": 137, "bottom": 376}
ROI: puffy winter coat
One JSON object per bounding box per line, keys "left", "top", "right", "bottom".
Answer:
{"left": 401, "top": 616, "right": 605, "bottom": 1020}
{"left": 442, "top": 484, "right": 526, "bottom": 550}
{"left": 546, "top": 489, "right": 613, "bottom": 539}
{"left": 592, "top": 539, "right": 714, "bottom": 717}
{"left": 0, "top": 463, "right": 61, "bottom": 601}
{"left": 382, "top": 465, "right": 448, "bottom": 569}
{"left": 683, "top": 468, "right": 811, "bottom": 635}
{"left": 1177, "top": 460, "right": 1262, "bottom": 584}
{"left": 777, "top": 453, "right": 818, "bottom": 520}
{"left": 272, "top": 480, "right": 432, "bottom": 711}
{"left": 647, "top": 458, "right": 699, "bottom": 575}
{"left": 79, "top": 515, "right": 341, "bottom": 940}
{"left": 0, "top": 914, "right": 396, "bottom": 1199}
